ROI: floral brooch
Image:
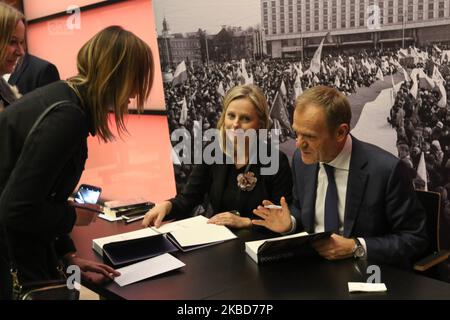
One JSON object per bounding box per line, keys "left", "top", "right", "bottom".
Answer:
{"left": 237, "top": 171, "right": 257, "bottom": 191}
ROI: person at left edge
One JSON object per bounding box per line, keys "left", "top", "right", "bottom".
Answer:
{"left": 0, "top": 25, "right": 154, "bottom": 299}
{"left": 0, "top": 2, "right": 25, "bottom": 111}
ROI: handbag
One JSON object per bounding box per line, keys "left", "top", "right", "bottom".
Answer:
{"left": 10, "top": 265, "right": 80, "bottom": 300}
{"left": 3, "top": 100, "right": 81, "bottom": 300}
{"left": 5, "top": 226, "right": 80, "bottom": 300}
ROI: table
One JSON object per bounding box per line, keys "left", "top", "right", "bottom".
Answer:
{"left": 71, "top": 217, "right": 450, "bottom": 300}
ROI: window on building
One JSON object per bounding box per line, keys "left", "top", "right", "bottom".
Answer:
{"left": 428, "top": 10, "right": 434, "bottom": 19}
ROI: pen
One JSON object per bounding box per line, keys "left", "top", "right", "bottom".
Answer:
{"left": 264, "top": 205, "right": 282, "bottom": 210}
{"left": 124, "top": 215, "right": 145, "bottom": 224}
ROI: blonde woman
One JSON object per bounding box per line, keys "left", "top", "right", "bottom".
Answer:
{"left": 0, "top": 2, "right": 25, "bottom": 111}
{"left": 0, "top": 26, "right": 154, "bottom": 299}
{"left": 143, "top": 84, "right": 292, "bottom": 231}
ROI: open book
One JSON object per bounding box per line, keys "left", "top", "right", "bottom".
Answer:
{"left": 245, "top": 231, "right": 331, "bottom": 264}
{"left": 92, "top": 215, "right": 237, "bottom": 267}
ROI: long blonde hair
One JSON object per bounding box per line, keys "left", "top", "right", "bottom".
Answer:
{"left": 67, "top": 26, "right": 154, "bottom": 142}
{"left": 0, "top": 2, "right": 24, "bottom": 71}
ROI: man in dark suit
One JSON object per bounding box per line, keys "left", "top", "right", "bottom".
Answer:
{"left": 253, "top": 86, "right": 427, "bottom": 268}
{"left": 8, "top": 52, "right": 60, "bottom": 94}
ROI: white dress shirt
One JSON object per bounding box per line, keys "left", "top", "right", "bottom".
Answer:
{"left": 314, "top": 135, "right": 367, "bottom": 257}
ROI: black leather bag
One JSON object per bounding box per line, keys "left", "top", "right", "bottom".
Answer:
{"left": 11, "top": 274, "right": 80, "bottom": 300}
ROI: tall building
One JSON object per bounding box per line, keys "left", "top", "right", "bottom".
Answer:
{"left": 261, "top": 0, "right": 450, "bottom": 58}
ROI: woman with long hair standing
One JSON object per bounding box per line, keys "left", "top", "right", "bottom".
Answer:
{"left": 0, "top": 25, "right": 154, "bottom": 299}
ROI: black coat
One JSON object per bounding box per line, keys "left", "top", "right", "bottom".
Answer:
{"left": 291, "top": 136, "right": 428, "bottom": 268}
{"left": 8, "top": 53, "right": 60, "bottom": 95}
{"left": 0, "top": 81, "right": 93, "bottom": 299}
{"left": 169, "top": 149, "right": 293, "bottom": 221}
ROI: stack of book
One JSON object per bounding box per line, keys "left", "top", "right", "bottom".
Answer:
{"left": 103, "top": 198, "right": 154, "bottom": 223}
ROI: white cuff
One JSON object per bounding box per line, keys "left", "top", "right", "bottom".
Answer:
{"left": 282, "top": 215, "right": 297, "bottom": 235}
{"left": 358, "top": 237, "right": 368, "bottom": 260}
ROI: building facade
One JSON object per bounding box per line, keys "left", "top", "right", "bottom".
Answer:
{"left": 261, "top": 0, "right": 450, "bottom": 58}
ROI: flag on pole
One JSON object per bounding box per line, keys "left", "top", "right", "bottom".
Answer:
{"left": 334, "top": 75, "right": 340, "bottom": 88}
{"left": 432, "top": 66, "right": 445, "bottom": 83}
{"left": 179, "top": 97, "right": 188, "bottom": 125}
{"left": 376, "top": 68, "right": 384, "bottom": 81}
{"left": 308, "top": 32, "right": 329, "bottom": 74}
{"left": 172, "top": 61, "right": 188, "bottom": 86}
{"left": 270, "top": 91, "right": 293, "bottom": 136}
{"left": 294, "top": 74, "right": 303, "bottom": 99}
{"left": 217, "top": 81, "right": 225, "bottom": 97}
{"left": 417, "top": 152, "right": 428, "bottom": 191}
{"left": 280, "top": 80, "right": 287, "bottom": 96}
{"left": 241, "top": 59, "right": 249, "bottom": 82}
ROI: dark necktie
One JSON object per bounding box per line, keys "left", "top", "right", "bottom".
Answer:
{"left": 323, "top": 164, "right": 339, "bottom": 232}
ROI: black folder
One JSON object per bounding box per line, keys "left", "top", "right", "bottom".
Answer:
{"left": 102, "top": 234, "right": 178, "bottom": 268}
{"left": 256, "top": 231, "right": 332, "bottom": 263}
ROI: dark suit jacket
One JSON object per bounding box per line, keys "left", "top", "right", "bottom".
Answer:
{"left": 8, "top": 53, "right": 60, "bottom": 95}
{"left": 291, "top": 136, "right": 428, "bottom": 268}
{"left": 0, "top": 81, "right": 92, "bottom": 299}
{"left": 169, "top": 149, "right": 293, "bottom": 221}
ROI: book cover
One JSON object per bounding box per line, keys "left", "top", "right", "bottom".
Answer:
{"left": 102, "top": 234, "right": 178, "bottom": 268}
{"left": 245, "top": 231, "right": 332, "bottom": 264}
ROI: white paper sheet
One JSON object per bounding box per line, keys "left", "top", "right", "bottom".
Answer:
{"left": 153, "top": 215, "right": 209, "bottom": 234}
{"left": 98, "top": 213, "right": 123, "bottom": 222}
{"left": 114, "top": 253, "right": 185, "bottom": 287}
{"left": 348, "top": 282, "right": 387, "bottom": 293}
{"left": 169, "top": 222, "right": 237, "bottom": 247}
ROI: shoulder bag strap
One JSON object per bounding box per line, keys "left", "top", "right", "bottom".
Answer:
{"left": 3, "top": 100, "right": 73, "bottom": 289}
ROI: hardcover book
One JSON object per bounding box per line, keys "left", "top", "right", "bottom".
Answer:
{"left": 245, "top": 231, "right": 332, "bottom": 264}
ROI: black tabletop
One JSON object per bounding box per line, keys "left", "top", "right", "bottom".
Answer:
{"left": 71, "top": 217, "right": 450, "bottom": 300}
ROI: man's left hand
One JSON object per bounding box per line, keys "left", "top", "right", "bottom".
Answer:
{"left": 312, "top": 234, "right": 355, "bottom": 260}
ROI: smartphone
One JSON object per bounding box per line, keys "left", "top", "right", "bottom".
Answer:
{"left": 74, "top": 184, "right": 102, "bottom": 204}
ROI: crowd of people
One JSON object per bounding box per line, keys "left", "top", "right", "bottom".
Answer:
{"left": 388, "top": 46, "right": 450, "bottom": 261}
{"left": 164, "top": 47, "right": 404, "bottom": 190}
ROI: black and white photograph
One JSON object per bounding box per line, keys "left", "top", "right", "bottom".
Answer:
{"left": 154, "top": 0, "right": 450, "bottom": 280}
